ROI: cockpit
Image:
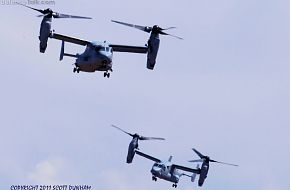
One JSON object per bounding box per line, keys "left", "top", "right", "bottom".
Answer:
{"left": 153, "top": 163, "right": 166, "bottom": 170}
{"left": 95, "top": 46, "right": 105, "bottom": 52}
{"left": 94, "top": 46, "right": 112, "bottom": 53}
{"left": 153, "top": 163, "right": 161, "bottom": 167}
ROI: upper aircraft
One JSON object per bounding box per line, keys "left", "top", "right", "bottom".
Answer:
{"left": 18, "top": 3, "right": 183, "bottom": 78}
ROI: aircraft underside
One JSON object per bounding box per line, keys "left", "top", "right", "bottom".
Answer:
{"left": 151, "top": 174, "right": 179, "bottom": 188}
{"left": 74, "top": 61, "right": 113, "bottom": 77}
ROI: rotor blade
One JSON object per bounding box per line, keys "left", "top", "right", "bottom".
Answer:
{"left": 159, "top": 31, "right": 183, "bottom": 40}
{"left": 210, "top": 159, "right": 238, "bottom": 167}
{"left": 16, "top": 2, "right": 45, "bottom": 14}
{"left": 111, "top": 20, "right": 151, "bottom": 33}
{"left": 188, "top": 159, "right": 204, "bottom": 163}
{"left": 167, "top": 34, "right": 184, "bottom": 40}
{"left": 192, "top": 148, "right": 205, "bottom": 159}
{"left": 111, "top": 125, "right": 134, "bottom": 137}
{"left": 53, "top": 12, "right": 92, "bottom": 19}
{"left": 139, "top": 136, "right": 165, "bottom": 141}
{"left": 37, "top": 13, "right": 50, "bottom": 17}
{"left": 161, "top": 27, "right": 177, "bottom": 30}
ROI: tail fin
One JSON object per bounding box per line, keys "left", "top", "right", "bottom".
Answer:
{"left": 60, "top": 40, "right": 65, "bottom": 61}
{"left": 191, "top": 173, "right": 197, "bottom": 182}
{"left": 59, "top": 40, "right": 78, "bottom": 61}
{"left": 191, "top": 164, "right": 200, "bottom": 182}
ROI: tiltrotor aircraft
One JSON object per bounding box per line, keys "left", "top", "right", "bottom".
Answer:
{"left": 17, "top": 2, "right": 92, "bottom": 53}
{"left": 51, "top": 20, "right": 182, "bottom": 77}
{"left": 17, "top": 3, "right": 182, "bottom": 77}
{"left": 111, "top": 125, "right": 165, "bottom": 163}
{"left": 189, "top": 148, "right": 238, "bottom": 187}
{"left": 134, "top": 150, "right": 200, "bottom": 188}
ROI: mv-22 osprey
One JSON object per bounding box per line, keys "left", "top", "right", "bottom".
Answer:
{"left": 111, "top": 125, "right": 199, "bottom": 188}
{"left": 135, "top": 149, "right": 238, "bottom": 187}
{"left": 112, "top": 125, "right": 238, "bottom": 187}
{"left": 18, "top": 3, "right": 182, "bottom": 78}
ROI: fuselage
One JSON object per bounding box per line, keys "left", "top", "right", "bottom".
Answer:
{"left": 75, "top": 41, "right": 113, "bottom": 72}
{"left": 151, "top": 162, "right": 181, "bottom": 183}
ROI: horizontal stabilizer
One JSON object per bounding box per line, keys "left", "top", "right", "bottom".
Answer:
{"left": 64, "top": 53, "right": 77, "bottom": 58}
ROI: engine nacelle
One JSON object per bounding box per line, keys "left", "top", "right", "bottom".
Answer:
{"left": 126, "top": 139, "right": 138, "bottom": 163}
{"left": 39, "top": 17, "right": 52, "bottom": 53}
{"left": 126, "top": 148, "right": 136, "bottom": 164}
{"left": 198, "top": 163, "right": 209, "bottom": 186}
{"left": 147, "top": 34, "right": 160, "bottom": 70}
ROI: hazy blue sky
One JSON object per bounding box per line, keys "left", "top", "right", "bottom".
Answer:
{"left": 1, "top": 0, "right": 290, "bottom": 190}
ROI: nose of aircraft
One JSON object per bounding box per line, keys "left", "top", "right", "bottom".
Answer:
{"left": 151, "top": 166, "right": 162, "bottom": 175}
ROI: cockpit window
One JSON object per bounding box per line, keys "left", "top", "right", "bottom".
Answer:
{"left": 106, "top": 47, "right": 109, "bottom": 52}
{"left": 95, "top": 46, "right": 101, "bottom": 52}
{"left": 95, "top": 46, "right": 105, "bottom": 52}
{"left": 154, "top": 163, "right": 162, "bottom": 167}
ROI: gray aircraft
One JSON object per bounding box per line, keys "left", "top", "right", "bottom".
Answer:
{"left": 50, "top": 20, "right": 182, "bottom": 77}
{"left": 134, "top": 150, "right": 200, "bottom": 188}
{"left": 17, "top": 4, "right": 182, "bottom": 77}
{"left": 17, "top": 3, "right": 92, "bottom": 53}
{"left": 111, "top": 125, "right": 165, "bottom": 163}
{"left": 189, "top": 148, "right": 238, "bottom": 187}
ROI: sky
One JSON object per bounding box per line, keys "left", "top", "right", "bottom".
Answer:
{"left": 1, "top": 0, "right": 290, "bottom": 190}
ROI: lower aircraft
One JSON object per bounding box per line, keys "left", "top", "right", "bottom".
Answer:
{"left": 135, "top": 150, "right": 200, "bottom": 188}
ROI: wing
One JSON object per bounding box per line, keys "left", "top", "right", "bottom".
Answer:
{"left": 171, "top": 164, "right": 200, "bottom": 174}
{"left": 109, "top": 44, "right": 148, "bottom": 54}
{"left": 50, "top": 33, "right": 90, "bottom": 46}
{"left": 135, "top": 150, "right": 161, "bottom": 163}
